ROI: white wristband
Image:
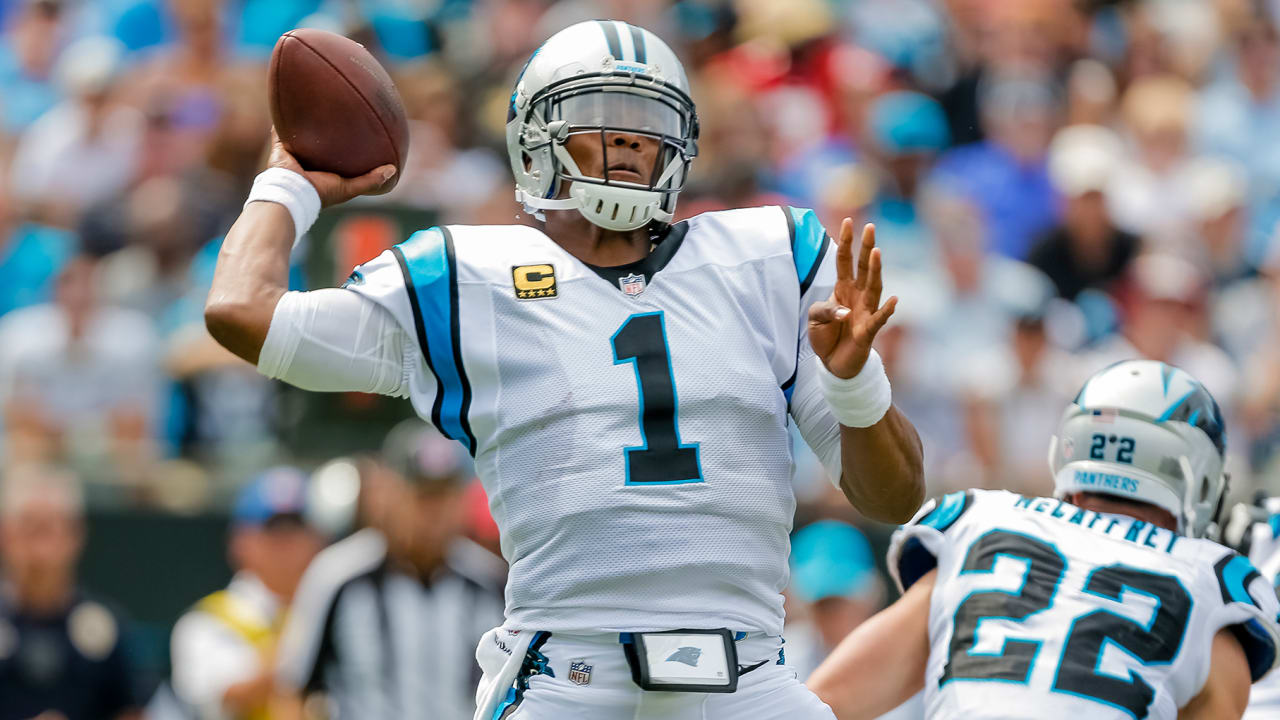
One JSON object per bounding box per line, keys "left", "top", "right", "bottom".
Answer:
{"left": 244, "top": 167, "right": 321, "bottom": 246}
{"left": 816, "top": 349, "right": 892, "bottom": 428}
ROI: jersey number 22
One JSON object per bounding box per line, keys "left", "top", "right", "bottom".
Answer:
{"left": 942, "top": 530, "right": 1190, "bottom": 718}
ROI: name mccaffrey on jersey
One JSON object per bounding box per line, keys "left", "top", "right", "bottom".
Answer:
{"left": 1012, "top": 494, "right": 1180, "bottom": 554}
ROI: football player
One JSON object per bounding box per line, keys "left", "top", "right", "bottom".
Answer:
{"left": 204, "top": 20, "right": 925, "bottom": 720}
{"left": 1227, "top": 498, "right": 1280, "bottom": 719}
{"left": 808, "top": 360, "right": 1280, "bottom": 720}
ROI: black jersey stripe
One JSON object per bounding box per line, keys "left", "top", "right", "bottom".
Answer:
{"left": 800, "top": 232, "right": 831, "bottom": 296}
{"left": 783, "top": 204, "right": 797, "bottom": 250}
{"left": 439, "top": 227, "right": 477, "bottom": 455}
{"left": 392, "top": 244, "right": 446, "bottom": 433}
{"left": 598, "top": 20, "right": 623, "bottom": 60}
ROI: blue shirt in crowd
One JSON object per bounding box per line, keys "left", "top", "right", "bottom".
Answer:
{"left": 1194, "top": 77, "right": 1280, "bottom": 267}
{"left": 930, "top": 141, "right": 1059, "bottom": 260}
{"left": 0, "top": 223, "right": 75, "bottom": 319}
{"left": 0, "top": 45, "right": 60, "bottom": 135}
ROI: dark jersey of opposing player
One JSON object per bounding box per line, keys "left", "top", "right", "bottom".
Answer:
{"left": 0, "top": 591, "right": 141, "bottom": 720}
{"left": 890, "top": 489, "right": 1280, "bottom": 720}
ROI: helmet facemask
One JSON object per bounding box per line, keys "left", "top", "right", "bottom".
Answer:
{"left": 510, "top": 72, "right": 698, "bottom": 231}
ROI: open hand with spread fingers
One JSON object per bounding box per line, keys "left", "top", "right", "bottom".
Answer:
{"left": 808, "top": 219, "right": 898, "bottom": 379}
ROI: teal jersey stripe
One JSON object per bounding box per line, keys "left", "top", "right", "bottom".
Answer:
{"left": 393, "top": 228, "right": 475, "bottom": 453}
{"left": 786, "top": 206, "right": 830, "bottom": 295}
{"left": 1218, "top": 553, "right": 1262, "bottom": 606}
{"left": 921, "top": 491, "right": 972, "bottom": 533}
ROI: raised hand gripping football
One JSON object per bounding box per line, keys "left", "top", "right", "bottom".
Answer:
{"left": 266, "top": 128, "right": 397, "bottom": 209}
{"left": 807, "top": 219, "right": 898, "bottom": 379}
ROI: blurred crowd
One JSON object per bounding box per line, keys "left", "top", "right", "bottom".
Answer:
{"left": 0, "top": 0, "right": 1276, "bottom": 503}
{"left": 0, "top": 0, "right": 1278, "bottom": 507}
{"left": 0, "top": 0, "right": 1279, "bottom": 716}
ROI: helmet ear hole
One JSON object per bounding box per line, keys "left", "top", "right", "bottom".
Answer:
{"left": 1199, "top": 476, "right": 1211, "bottom": 504}
{"left": 522, "top": 152, "right": 533, "bottom": 171}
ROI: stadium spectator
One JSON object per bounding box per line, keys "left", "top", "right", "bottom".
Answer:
{"left": 91, "top": 176, "right": 217, "bottom": 325}
{"left": 1028, "top": 124, "right": 1139, "bottom": 300}
{"left": 130, "top": 0, "right": 228, "bottom": 96}
{"left": 783, "top": 520, "right": 884, "bottom": 681}
{"left": 1179, "top": 155, "right": 1252, "bottom": 287}
{"left": 872, "top": 272, "right": 963, "bottom": 493}
{"left": 1107, "top": 74, "right": 1197, "bottom": 237}
{"left": 935, "top": 0, "right": 1072, "bottom": 149}
{"left": 1086, "top": 253, "right": 1239, "bottom": 413}
{"left": 1063, "top": 59, "right": 1118, "bottom": 128}
{"left": 0, "top": 464, "right": 143, "bottom": 720}
{"left": 916, "top": 185, "right": 1053, "bottom": 375}
{"left": 1193, "top": 6, "right": 1280, "bottom": 266}
{"left": 385, "top": 61, "right": 507, "bottom": 222}
{"left": 182, "top": 69, "right": 274, "bottom": 230}
{"left": 771, "top": 45, "right": 891, "bottom": 210}
{"left": 0, "top": 151, "right": 75, "bottom": 318}
{"left": 783, "top": 519, "right": 922, "bottom": 719}
{"left": 273, "top": 422, "right": 504, "bottom": 720}
{"left": 0, "top": 0, "right": 66, "bottom": 135}
{"left": 855, "top": 91, "right": 949, "bottom": 271}
{"left": 957, "top": 303, "right": 1076, "bottom": 496}
{"left": 8, "top": 35, "right": 142, "bottom": 227}
{"left": 1220, "top": 232, "right": 1280, "bottom": 473}
{"left": 930, "top": 76, "right": 1059, "bottom": 260}
{"left": 0, "top": 255, "right": 160, "bottom": 481}
{"left": 167, "top": 467, "right": 322, "bottom": 720}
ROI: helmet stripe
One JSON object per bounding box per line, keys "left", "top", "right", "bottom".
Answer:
{"left": 614, "top": 20, "right": 635, "bottom": 61}
{"left": 597, "top": 20, "right": 623, "bottom": 60}
{"left": 629, "top": 24, "right": 647, "bottom": 64}
{"left": 1157, "top": 389, "right": 1195, "bottom": 421}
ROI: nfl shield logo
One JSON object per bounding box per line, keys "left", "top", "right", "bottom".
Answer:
{"left": 568, "top": 659, "right": 593, "bottom": 686}
{"left": 619, "top": 273, "right": 646, "bottom": 297}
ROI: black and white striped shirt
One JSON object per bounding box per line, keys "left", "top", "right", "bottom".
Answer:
{"left": 276, "top": 529, "right": 506, "bottom": 719}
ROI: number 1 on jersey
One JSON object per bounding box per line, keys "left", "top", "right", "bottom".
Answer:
{"left": 611, "top": 312, "right": 702, "bottom": 485}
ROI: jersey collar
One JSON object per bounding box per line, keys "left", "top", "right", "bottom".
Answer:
{"left": 582, "top": 220, "right": 690, "bottom": 291}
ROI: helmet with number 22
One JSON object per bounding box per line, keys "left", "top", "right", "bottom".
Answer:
{"left": 1049, "top": 360, "right": 1228, "bottom": 538}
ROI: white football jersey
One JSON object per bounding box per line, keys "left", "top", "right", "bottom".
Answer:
{"left": 890, "top": 489, "right": 1280, "bottom": 720}
{"left": 345, "top": 206, "right": 838, "bottom": 635}
{"left": 1244, "top": 499, "right": 1280, "bottom": 719}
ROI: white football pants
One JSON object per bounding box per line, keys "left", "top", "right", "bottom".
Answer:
{"left": 480, "top": 630, "right": 837, "bottom": 720}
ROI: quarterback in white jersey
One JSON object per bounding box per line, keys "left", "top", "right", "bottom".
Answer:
{"left": 810, "top": 361, "right": 1280, "bottom": 720}
{"left": 204, "top": 19, "right": 925, "bottom": 720}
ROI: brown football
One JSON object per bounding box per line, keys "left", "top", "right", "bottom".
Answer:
{"left": 268, "top": 29, "right": 409, "bottom": 193}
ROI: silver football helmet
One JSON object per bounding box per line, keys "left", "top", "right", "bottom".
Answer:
{"left": 505, "top": 20, "right": 698, "bottom": 231}
{"left": 1048, "top": 360, "right": 1228, "bottom": 538}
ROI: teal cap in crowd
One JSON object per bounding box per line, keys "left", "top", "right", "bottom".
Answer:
{"left": 869, "top": 91, "right": 949, "bottom": 155}
{"left": 789, "top": 520, "right": 877, "bottom": 603}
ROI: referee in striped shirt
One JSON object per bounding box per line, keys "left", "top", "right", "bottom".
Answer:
{"left": 274, "top": 422, "right": 506, "bottom": 719}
